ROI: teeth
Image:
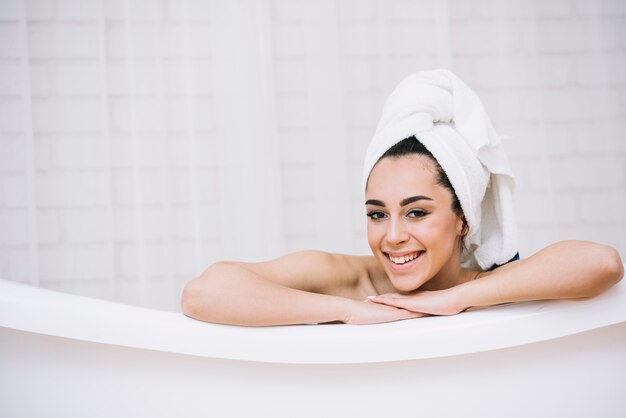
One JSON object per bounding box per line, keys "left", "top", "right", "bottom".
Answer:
{"left": 389, "top": 252, "right": 419, "bottom": 264}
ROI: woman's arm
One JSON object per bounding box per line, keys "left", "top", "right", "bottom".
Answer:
{"left": 369, "top": 241, "right": 624, "bottom": 315}
{"left": 458, "top": 240, "right": 623, "bottom": 309}
{"left": 181, "top": 251, "right": 423, "bottom": 326}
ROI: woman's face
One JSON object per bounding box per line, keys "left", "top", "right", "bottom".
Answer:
{"left": 365, "top": 154, "right": 465, "bottom": 291}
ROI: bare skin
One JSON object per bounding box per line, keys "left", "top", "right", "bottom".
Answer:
{"left": 181, "top": 155, "right": 624, "bottom": 326}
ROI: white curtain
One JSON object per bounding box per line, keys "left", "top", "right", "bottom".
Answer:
{"left": 1, "top": 0, "right": 624, "bottom": 310}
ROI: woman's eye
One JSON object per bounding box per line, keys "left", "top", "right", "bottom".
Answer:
{"left": 407, "top": 209, "right": 427, "bottom": 218}
{"left": 366, "top": 211, "right": 386, "bottom": 220}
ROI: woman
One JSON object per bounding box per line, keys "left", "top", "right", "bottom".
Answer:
{"left": 181, "top": 70, "right": 623, "bottom": 326}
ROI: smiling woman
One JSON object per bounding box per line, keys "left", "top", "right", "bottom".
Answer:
{"left": 367, "top": 161, "right": 463, "bottom": 291}
{"left": 181, "top": 69, "right": 623, "bottom": 326}
{"left": 365, "top": 139, "right": 469, "bottom": 293}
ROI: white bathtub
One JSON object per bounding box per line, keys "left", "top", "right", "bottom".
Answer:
{"left": 1, "top": 275, "right": 625, "bottom": 418}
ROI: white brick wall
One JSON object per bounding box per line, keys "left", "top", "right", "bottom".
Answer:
{"left": 1, "top": 0, "right": 624, "bottom": 310}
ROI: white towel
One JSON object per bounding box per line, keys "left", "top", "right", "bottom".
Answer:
{"left": 362, "top": 69, "right": 517, "bottom": 271}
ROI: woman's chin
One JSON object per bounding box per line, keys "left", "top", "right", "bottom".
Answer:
{"left": 387, "top": 270, "right": 430, "bottom": 292}
{"left": 391, "top": 280, "right": 422, "bottom": 292}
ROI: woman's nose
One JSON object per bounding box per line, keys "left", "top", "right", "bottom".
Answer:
{"left": 386, "top": 218, "right": 409, "bottom": 245}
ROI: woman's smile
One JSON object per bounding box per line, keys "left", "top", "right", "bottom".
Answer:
{"left": 385, "top": 250, "right": 424, "bottom": 270}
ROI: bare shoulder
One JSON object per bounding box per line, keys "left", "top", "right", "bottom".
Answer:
{"left": 329, "top": 253, "right": 385, "bottom": 299}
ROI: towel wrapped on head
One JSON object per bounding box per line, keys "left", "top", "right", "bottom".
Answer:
{"left": 362, "top": 69, "right": 518, "bottom": 271}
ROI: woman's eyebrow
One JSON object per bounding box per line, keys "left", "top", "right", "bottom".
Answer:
{"left": 400, "top": 195, "right": 433, "bottom": 206}
{"left": 365, "top": 199, "right": 385, "bottom": 207}
{"left": 365, "top": 195, "right": 433, "bottom": 208}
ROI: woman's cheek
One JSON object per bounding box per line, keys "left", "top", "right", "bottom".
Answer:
{"left": 367, "top": 223, "right": 383, "bottom": 247}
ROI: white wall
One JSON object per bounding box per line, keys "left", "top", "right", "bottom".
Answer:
{"left": 0, "top": 0, "right": 624, "bottom": 310}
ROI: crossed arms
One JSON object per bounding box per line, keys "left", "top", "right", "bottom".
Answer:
{"left": 181, "top": 241, "right": 623, "bottom": 326}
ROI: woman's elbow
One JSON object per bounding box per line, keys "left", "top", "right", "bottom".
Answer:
{"left": 590, "top": 244, "right": 624, "bottom": 296}
{"left": 180, "top": 266, "right": 214, "bottom": 319}
{"left": 181, "top": 277, "right": 204, "bottom": 319}
{"left": 181, "top": 261, "right": 229, "bottom": 322}
{"left": 602, "top": 245, "right": 624, "bottom": 285}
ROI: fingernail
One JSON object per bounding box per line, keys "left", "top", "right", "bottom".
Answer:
{"left": 366, "top": 295, "right": 376, "bottom": 299}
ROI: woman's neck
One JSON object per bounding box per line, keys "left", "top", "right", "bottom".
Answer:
{"left": 419, "top": 252, "right": 479, "bottom": 291}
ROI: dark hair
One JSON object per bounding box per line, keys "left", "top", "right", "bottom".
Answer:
{"left": 375, "top": 136, "right": 468, "bottom": 238}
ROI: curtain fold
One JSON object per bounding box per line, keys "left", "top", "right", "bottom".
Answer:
{"left": 210, "top": 0, "right": 285, "bottom": 262}
{"left": 304, "top": 0, "right": 352, "bottom": 254}
{"left": 17, "top": 0, "right": 39, "bottom": 286}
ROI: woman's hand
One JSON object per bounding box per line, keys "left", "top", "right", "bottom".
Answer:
{"left": 367, "top": 287, "right": 465, "bottom": 316}
{"left": 343, "top": 299, "right": 426, "bottom": 325}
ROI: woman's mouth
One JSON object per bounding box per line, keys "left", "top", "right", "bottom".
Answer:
{"left": 384, "top": 251, "right": 424, "bottom": 269}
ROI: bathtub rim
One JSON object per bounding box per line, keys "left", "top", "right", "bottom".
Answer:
{"left": 1, "top": 275, "right": 625, "bottom": 364}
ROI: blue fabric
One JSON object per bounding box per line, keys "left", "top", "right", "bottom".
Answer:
{"left": 489, "top": 252, "right": 520, "bottom": 271}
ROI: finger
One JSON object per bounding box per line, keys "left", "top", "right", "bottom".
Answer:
{"left": 370, "top": 293, "right": 410, "bottom": 304}
{"left": 366, "top": 293, "right": 402, "bottom": 304}
{"left": 371, "top": 296, "right": 416, "bottom": 311}
{"left": 375, "top": 293, "right": 403, "bottom": 299}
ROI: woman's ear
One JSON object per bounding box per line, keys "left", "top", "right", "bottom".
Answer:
{"left": 456, "top": 216, "right": 468, "bottom": 238}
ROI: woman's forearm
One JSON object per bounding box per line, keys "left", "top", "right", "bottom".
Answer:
{"left": 181, "top": 262, "right": 350, "bottom": 326}
{"left": 457, "top": 241, "right": 624, "bottom": 310}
